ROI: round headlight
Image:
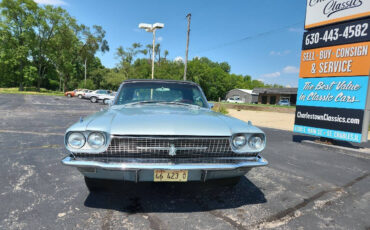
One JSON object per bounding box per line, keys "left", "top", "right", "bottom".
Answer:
{"left": 87, "top": 132, "right": 105, "bottom": 149}
{"left": 232, "top": 135, "right": 247, "bottom": 148}
{"left": 248, "top": 135, "right": 264, "bottom": 150}
{"left": 67, "top": 132, "right": 85, "bottom": 149}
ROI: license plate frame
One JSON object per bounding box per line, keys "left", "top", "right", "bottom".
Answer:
{"left": 154, "top": 170, "right": 188, "bottom": 182}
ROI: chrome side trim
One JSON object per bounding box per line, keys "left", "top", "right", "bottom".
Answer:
{"left": 61, "top": 156, "right": 268, "bottom": 171}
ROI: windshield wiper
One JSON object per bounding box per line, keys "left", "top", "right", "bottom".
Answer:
{"left": 123, "top": 101, "right": 166, "bottom": 106}
{"left": 157, "top": 101, "right": 200, "bottom": 108}
{"left": 123, "top": 101, "right": 200, "bottom": 108}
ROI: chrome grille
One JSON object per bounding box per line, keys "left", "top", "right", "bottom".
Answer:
{"left": 74, "top": 135, "right": 255, "bottom": 158}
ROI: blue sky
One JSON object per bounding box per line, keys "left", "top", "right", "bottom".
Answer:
{"left": 34, "top": 0, "right": 306, "bottom": 87}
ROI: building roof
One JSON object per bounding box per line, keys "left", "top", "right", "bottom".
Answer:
{"left": 237, "top": 89, "right": 254, "bottom": 94}
{"left": 227, "top": 89, "right": 257, "bottom": 95}
{"left": 252, "top": 88, "right": 298, "bottom": 95}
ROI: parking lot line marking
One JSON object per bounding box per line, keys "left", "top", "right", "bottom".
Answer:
{"left": 251, "top": 172, "right": 370, "bottom": 229}
{"left": 0, "top": 130, "right": 64, "bottom": 136}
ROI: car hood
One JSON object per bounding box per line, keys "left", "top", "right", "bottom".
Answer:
{"left": 68, "top": 105, "right": 263, "bottom": 136}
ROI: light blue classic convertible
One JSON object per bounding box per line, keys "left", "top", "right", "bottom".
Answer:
{"left": 62, "top": 79, "right": 268, "bottom": 191}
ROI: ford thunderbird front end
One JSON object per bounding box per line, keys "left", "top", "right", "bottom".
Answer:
{"left": 62, "top": 80, "right": 268, "bottom": 190}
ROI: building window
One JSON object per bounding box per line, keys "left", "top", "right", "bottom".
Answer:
{"left": 270, "top": 96, "right": 276, "bottom": 104}
{"left": 262, "top": 96, "right": 267, "bottom": 104}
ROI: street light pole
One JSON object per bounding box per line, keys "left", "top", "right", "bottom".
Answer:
{"left": 138, "top": 23, "right": 164, "bottom": 80}
{"left": 151, "top": 29, "right": 156, "bottom": 80}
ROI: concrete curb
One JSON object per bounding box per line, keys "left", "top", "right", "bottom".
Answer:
{"left": 301, "top": 140, "right": 370, "bottom": 160}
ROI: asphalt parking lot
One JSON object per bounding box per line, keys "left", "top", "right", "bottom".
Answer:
{"left": 0, "top": 94, "right": 369, "bottom": 230}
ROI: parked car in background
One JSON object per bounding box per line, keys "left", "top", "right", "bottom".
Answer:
{"left": 62, "top": 79, "right": 268, "bottom": 191}
{"left": 277, "top": 99, "right": 291, "bottom": 106}
{"left": 227, "top": 97, "right": 244, "bottom": 104}
{"left": 88, "top": 90, "right": 112, "bottom": 103}
{"left": 75, "top": 89, "right": 90, "bottom": 99}
{"left": 98, "top": 92, "right": 116, "bottom": 104}
{"left": 80, "top": 90, "right": 93, "bottom": 99}
{"left": 64, "top": 90, "right": 76, "bottom": 97}
{"left": 82, "top": 89, "right": 111, "bottom": 100}
{"left": 82, "top": 90, "right": 95, "bottom": 99}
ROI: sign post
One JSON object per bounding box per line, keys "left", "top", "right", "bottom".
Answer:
{"left": 294, "top": 1, "right": 370, "bottom": 143}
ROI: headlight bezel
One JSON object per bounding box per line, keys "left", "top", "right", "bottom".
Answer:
{"left": 232, "top": 134, "right": 247, "bottom": 149}
{"left": 87, "top": 132, "right": 106, "bottom": 149}
{"left": 67, "top": 132, "right": 86, "bottom": 149}
{"left": 248, "top": 134, "right": 265, "bottom": 150}
{"left": 65, "top": 131, "right": 109, "bottom": 153}
{"left": 230, "top": 133, "right": 266, "bottom": 154}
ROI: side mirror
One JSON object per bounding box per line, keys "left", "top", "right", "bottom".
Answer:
{"left": 209, "top": 103, "right": 214, "bottom": 109}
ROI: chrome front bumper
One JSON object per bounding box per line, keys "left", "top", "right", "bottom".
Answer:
{"left": 61, "top": 156, "right": 268, "bottom": 171}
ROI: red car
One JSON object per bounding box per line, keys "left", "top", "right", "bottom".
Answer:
{"left": 64, "top": 90, "right": 76, "bottom": 97}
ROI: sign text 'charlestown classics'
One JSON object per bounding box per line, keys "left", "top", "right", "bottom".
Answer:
{"left": 305, "top": 0, "right": 370, "bottom": 29}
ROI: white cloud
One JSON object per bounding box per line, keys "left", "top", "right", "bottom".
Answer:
{"left": 174, "top": 56, "right": 183, "bottom": 62}
{"left": 261, "top": 72, "right": 281, "bottom": 78}
{"left": 257, "top": 78, "right": 265, "bottom": 82}
{"left": 283, "top": 66, "right": 300, "bottom": 74}
{"left": 34, "top": 0, "right": 67, "bottom": 5}
{"left": 157, "top": 36, "right": 163, "bottom": 42}
{"left": 270, "top": 50, "right": 291, "bottom": 56}
{"left": 289, "top": 27, "right": 305, "bottom": 33}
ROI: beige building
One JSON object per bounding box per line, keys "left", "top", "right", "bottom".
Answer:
{"left": 252, "top": 88, "right": 297, "bottom": 105}
{"left": 225, "top": 89, "right": 258, "bottom": 104}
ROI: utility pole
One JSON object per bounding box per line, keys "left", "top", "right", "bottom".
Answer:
{"left": 184, "top": 13, "right": 191, "bottom": 81}
{"left": 84, "top": 58, "right": 87, "bottom": 87}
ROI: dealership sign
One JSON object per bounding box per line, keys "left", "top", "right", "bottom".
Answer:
{"left": 300, "top": 41, "right": 370, "bottom": 78}
{"left": 305, "top": 0, "right": 370, "bottom": 29}
{"left": 302, "top": 18, "right": 370, "bottom": 50}
{"left": 294, "top": 76, "right": 369, "bottom": 142}
{"left": 295, "top": 2, "right": 369, "bottom": 143}
{"left": 296, "top": 76, "right": 369, "bottom": 109}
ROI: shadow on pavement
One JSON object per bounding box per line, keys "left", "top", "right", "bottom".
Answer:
{"left": 84, "top": 177, "right": 266, "bottom": 213}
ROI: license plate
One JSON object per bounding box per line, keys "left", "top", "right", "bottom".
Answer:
{"left": 154, "top": 170, "right": 188, "bottom": 182}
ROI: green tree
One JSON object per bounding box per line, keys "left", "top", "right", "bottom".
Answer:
{"left": 31, "top": 5, "right": 71, "bottom": 91}
{"left": 80, "top": 25, "right": 109, "bottom": 88}
{"left": 0, "top": 0, "right": 37, "bottom": 90}
{"left": 49, "top": 18, "right": 79, "bottom": 91}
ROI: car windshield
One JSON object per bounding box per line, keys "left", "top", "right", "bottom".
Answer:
{"left": 115, "top": 82, "right": 208, "bottom": 108}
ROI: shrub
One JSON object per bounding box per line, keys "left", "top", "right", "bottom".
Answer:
{"left": 212, "top": 104, "right": 229, "bottom": 115}
{"left": 78, "top": 79, "right": 96, "bottom": 90}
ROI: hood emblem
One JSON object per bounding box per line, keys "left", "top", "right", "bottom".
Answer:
{"left": 169, "top": 144, "right": 177, "bottom": 156}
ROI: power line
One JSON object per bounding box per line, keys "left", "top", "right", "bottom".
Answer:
{"left": 194, "top": 21, "right": 304, "bottom": 54}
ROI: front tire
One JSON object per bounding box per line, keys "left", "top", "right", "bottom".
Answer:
{"left": 67, "top": 94, "right": 72, "bottom": 98}
{"left": 90, "top": 97, "right": 97, "bottom": 103}
{"left": 78, "top": 94, "right": 82, "bottom": 99}
{"left": 84, "top": 177, "right": 105, "bottom": 192}
{"left": 103, "top": 99, "right": 109, "bottom": 104}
